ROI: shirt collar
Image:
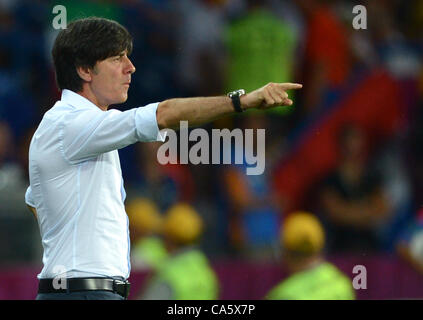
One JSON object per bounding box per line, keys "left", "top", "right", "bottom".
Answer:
{"left": 61, "top": 89, "right": 101, "bottom": 111}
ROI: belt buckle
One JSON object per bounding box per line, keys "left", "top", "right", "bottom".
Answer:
{"left": 113, "top": 279, "right": 130, "bottom": 299}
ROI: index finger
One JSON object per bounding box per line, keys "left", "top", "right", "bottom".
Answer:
{"left": 278, "top": 83, "right": 303, "bottom": 90}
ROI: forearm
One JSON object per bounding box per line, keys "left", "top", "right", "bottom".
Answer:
{"left": 156, "top": 96, "right": 235, "bottom": 130}
{"left": 322, "top": 191, "right": 371, "bottom": 227}
{"left": 327, "top": 203, "right": 365, "bottom": 226}
{"left": 156, "top": 82, "right": 302, "bottom": 130}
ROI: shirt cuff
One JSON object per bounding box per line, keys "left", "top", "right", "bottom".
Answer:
{"left": 135, "top": 102, "right": 167, "bottom": 142}
{"left": 25, "top": 186, "right": 36, "bottom": 207}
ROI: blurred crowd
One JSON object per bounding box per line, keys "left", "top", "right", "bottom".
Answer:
{"left": 0, "top": 0, "right": 422, "bottom": 276}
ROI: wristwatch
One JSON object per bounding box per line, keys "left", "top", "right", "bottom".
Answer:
{"left": 227, "top": 89, "right": 246, "bottom": 113}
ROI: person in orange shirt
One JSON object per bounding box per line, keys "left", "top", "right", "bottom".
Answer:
{"left": 298, "top": 0, "right": 352, "bottom": 114}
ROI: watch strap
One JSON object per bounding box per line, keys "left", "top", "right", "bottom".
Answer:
{"left": 231, "top": 94, "right": 243, "bottom": 112}
{"left": 228, "top": 89, "right": 245, "bottom": 113}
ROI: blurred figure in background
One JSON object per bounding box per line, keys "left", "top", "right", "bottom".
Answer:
{"left": 318, "top": 123, "right": 392, "bottom": 253}
{"left": 0, "top": 44, "right": 38, "bottom": 140}
{"left": 0, "top": 121, "right": 28, "bottom": 212}
{"left": 139, "top": 203, "right": 219, "bottom": 300}
{"left": 265, "top": 211, "right": 355, "bottom": 300}
{"left": 126, "top": 197, "right": 168, "bottom": 271}
{"left": 174, "top": 0, "right": 227, "bottom": 97}
{"left": 126, "top": 141, "right": 195, "bottom": 213}
{"left": 224, "top": 0, "right": 298, "bottom": 116}
{"left": 408, "top": 69, "right": 423, "bottom": 224}
{"left": 222, "top": 114, "right": 282, "bottom": 261}
{"left": 0, "top": 121, "right": 39, "bottom": 262}
{"left": 297, "top": 0, "right": 352, "bottom": 115}
{"left": 396, "top": 208, "right": 423, "bottom": 275}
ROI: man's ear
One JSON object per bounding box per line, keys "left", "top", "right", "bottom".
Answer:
{"left": 76, "top": 65, "right": 93, "bottom": 82}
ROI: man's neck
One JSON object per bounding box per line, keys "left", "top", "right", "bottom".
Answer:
{"left": 77, "top": 88, "right": 108, "bottom": 111}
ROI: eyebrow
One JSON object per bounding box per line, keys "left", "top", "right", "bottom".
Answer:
{"left": 111, "top": 52, "right": 126, "bottom": 59}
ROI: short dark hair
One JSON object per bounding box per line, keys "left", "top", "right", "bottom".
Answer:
{"left": 52, "top": 17, "right": 133, "bottom": 92}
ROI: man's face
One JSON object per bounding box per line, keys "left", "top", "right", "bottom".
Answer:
{"left": 89, "top": 51, "right": 135, "bottom": 108}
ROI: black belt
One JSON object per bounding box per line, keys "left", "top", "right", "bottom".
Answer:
{"left": 38, "top": 277, "right": 131, "bottom": 299}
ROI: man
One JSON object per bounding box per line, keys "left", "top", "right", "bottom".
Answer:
{"left": 139, "top": 203, "right": 219, "bottom": 300}
{"left": 26, "top": 17, "right": 301, "bottom": 300}
{"left": 318, "top": 123, "right": 391, "bottom": 253}
{"left": 224, "top": 0, "right": 298, "bottom": 116}
{"left": 265, "top": 211, "right": 355, "bottom": 300}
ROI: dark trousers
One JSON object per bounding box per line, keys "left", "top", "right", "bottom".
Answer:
{"left": 36, "top": 290, "right": 125, "bottom": 300}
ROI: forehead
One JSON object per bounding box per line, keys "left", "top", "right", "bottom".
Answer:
{"left": 109, "top": 50, "right": 128, "bottom": 58}
{"left": 95, "top": 51, "right": 128, "bottom": 65}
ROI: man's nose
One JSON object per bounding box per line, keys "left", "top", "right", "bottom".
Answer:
{"left": 125, "top": 57, "right": 136, "bottom": 74}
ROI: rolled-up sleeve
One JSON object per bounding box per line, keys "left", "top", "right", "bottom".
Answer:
{"left": 61, "top": 102, "right": 167, "bottom": 164}
{"left": 25, "top": 186, "right": 35, "bottom": 207}
{"left": 135, "top": 102, "right": 167, "bottom": 142}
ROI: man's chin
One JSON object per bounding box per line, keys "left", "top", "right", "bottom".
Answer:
{"left": 113, "top": 94, "right": 128, "bottom": 105}
{"left": 122, "top": 91, "right": 129, "bottom": 102}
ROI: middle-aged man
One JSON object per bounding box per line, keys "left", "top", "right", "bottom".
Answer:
{"left": 25, "top": 17, "right": 302, "bottom": 300}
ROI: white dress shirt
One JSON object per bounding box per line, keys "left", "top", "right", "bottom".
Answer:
{"left": 25, "top": 89, "right": 166, "bottom": 280}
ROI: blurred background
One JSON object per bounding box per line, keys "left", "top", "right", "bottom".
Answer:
{"left": 0, "top": 0, "right": 422, "bottom": 299}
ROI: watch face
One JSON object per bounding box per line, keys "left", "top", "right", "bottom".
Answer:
{"left": 228, "top": 89, "right": 245, "bottom": 98}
